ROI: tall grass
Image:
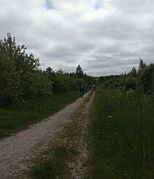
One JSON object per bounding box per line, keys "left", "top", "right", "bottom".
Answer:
{"left": 0, "top": 91, "right": 78, "bottom": 138}
{"left": 90, "top": 89, "right": 154, "bottom": 178}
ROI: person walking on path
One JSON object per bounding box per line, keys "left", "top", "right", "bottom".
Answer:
{"left": 80, "top": 84, "right": 84, "bottom": 97}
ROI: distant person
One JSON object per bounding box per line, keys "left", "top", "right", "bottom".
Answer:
{"left": 93, "top": 84, "right": 95, "bottom": 91}
{"left": 80, "top": 84, "right": 84, "bottom": 97}
{"left": 90, "top": 84, "right": 95, "bottom": 92}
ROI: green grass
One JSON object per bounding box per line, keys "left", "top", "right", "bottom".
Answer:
{"left": 29, "top": 145, "right": 76, "bottom": 179}
{"left": 89, "top": 89, "right": 154, "bottom": 179}
{"left": 0, "top": 91, "right": 79, "bottom": 138}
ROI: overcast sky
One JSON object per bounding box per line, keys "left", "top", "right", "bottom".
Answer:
{"left": 0, "top": 0, "right": 154, "bottom": 76}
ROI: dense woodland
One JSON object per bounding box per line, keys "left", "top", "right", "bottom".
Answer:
{"left": 0, "top": 34, "right": 153, "bottom": 108}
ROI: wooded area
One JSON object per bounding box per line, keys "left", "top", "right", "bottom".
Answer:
{"left": 0, "top": 34, "right": 94, "bottom": 108}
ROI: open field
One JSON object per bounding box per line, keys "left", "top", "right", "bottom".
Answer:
{"left": 89, "top": 89, "right": 154, "bottom": 178}
{"left": 0, "top": 91, "right": 79, "bottom": 138}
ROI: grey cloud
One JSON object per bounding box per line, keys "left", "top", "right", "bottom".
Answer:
{"left": 94, "top": 0, "right": 104, "bottom": 9}
{"left": 45, "top": 0, "right": 54, "bottom": 9}
{"left": 81, "top": 12, "right": 136, "bottom": 41}
{"left": 0, "top": 0, "right": 154, "bottom": 76}
{"left": 112, "top": 0, "right": 154, "bottom": 14}
{"left": 44, "top": 46, "right": 76, "bottom": 59}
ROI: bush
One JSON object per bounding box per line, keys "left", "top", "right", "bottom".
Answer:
{"left": 125, "top": 77, "right": 137, "bottom": 91}
{"left": 138, "top": 64, "right": 154, "bottom": 94}
{"left": 0, "top": 34, "right": 52, "bottom": 106}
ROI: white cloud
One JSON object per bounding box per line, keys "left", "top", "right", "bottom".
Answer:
{"left": 0, "top": 0, "right": 154, "bottom": 76}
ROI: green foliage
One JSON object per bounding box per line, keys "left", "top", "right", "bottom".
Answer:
{"left": 125, "top": 77, "right": 137, "bottom": 91}
{"left": 89, "top": 89, "right": 154, "bottom": 178}
{"left": 0, "top": 53, "right": 20, "bottom": 106}
{"left": 0, "top": 34, "right": 94, "bottom": 107}
{"left": 46, "top": 68, "right": 90, "bottom": 94}
{"left": 29, "top": 144, "right": 76, "bottom": 179}
{"left": 99, "top": 75, "right": 127, "bottom": 90}
{"left": 130, "top": 67, "right": 137, "bottom": 77}
{"left": 138, "top": 59, "right": 147, "bottom": 73}
{"left": 138, "top": 63, "right": 154, "bottom": 94}
{"left": 75, "top": 64, "right": 84, "bottom": 78}
{"left": 0, "top": 34, "right": 49, "bottom": 106}
{"left": 0, "top": 34, "right": 92, "bottom": 106}
{"left": 20, "top": 71, "right": 52, "bottom": 98}
{"left": 98, "top": 60, "right": 154, "bottom": 95}
{"left": 0, "top": 91, "right": 78, "bottom": 138}
{"left": 52, "top": 73, "right": 70, "bottom": 93}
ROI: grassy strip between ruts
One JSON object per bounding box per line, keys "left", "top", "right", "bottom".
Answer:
{"left": 89, "top": 88, "right": 154, "bottom": 179}
{"left": 27, "top": 93, "right": 91, "bottom": 179}
{"left": 0, "top": 91, "right": 79, "bottom": 139}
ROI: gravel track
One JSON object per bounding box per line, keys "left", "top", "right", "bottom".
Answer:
{"left": 68, "top": 92, "right": 95, "bottom": 179}
{"left": 0, "top": 92, "right": 91, "bottom": 179}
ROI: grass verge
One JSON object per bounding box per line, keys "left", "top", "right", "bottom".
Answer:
{"left": 89, "top": 89, "right": 154, "bottom": 178}
{"left": 0, "top": 91, "right": 79, "bottom": 138}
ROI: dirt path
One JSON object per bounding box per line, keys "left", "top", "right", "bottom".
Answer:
{"left": 68, "top": 91, "right": 95, "bottom": 179}
{"left": 0, "top": 92, "right": 93, "bottom": 179}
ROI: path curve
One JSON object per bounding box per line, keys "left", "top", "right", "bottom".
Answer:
{"left": 0, "top": 92, "right": 92, "bottom": 179}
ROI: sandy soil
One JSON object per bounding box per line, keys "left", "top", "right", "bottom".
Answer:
{"left": 0, "top": 92, "right": 92, "bottom": 179}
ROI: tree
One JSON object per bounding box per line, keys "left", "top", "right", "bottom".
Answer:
{"left": 46, "top": 67, "right": 53, "bottom": 74}
{"left": 138, "top": 59, "right": 146, "bottom": 73}
{"left": 0, "top": 33, "right": 39, "bottom": 71}
{"left": 0, "top": 34, "right": 48, "bottom": 106}
{"left": 138, "top": 63, "right": 154, "bottom": 94}
{"left": 75, "top": 65, "right": 83, "bottom": 78}
{"left": 130, "top": 67, "right": 137, "bottom": 77}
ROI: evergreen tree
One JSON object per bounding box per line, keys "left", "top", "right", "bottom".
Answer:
{"left": 75, "top": 65, "right": 83, "bottom": 78}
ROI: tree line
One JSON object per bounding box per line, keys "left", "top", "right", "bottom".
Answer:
{"left": 1, "top": 33, "right": 153, "bottom": 108}
{"left": 0, "top": 34, "right": 93, "bottom": 107}
{"left": 99, "top": 59, "right": 154, "bottom": 94}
